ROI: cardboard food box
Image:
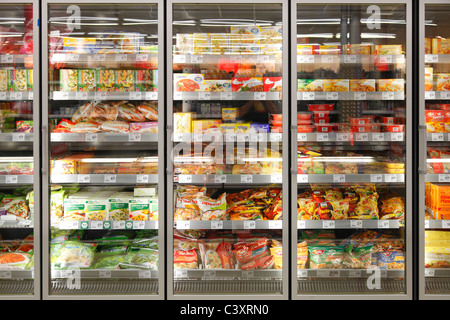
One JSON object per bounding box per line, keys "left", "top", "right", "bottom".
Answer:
{"left": 27, "top": 69, "right": 33, "bottom": 92}
{"left": 297, "top": 79, "right": 323, "bottom": 92}
{"left": 108, "top": 193, "right": 131, "bottom": 221}
{"left": 134, "top": 70, "right": 153, "bottom": 92}
{"left": 344, "top": 44, "right": 372, "bottom": 55}
{"left": 231, "top": 77, "right": 264, "bottom": 92}
{"left": 202, "top": 80, "right": 231, "bottom": 92}
{"left": 96, "top": 69, "right": 115, "bottom": 92}
{"left": 264, "top": 77, "right": 282, "bottom": 92}
{"left": 435, "top": 73, "right": 450, "bottom": 91}
{"left": 425, "top": 109, "right": 445, "bottom": 133}
{"left": 59, "top": 69, "right": 78, "bottom": 92}
{"left": 324, "top": 79, "right": 349, "bottom": 92}
{"left": 86, "top": 198, "right": 108, "bottom": 221}
{"left": 377, "top": 79, "right": 404, "bottom": 92}
{"left": 350, "top": 79, "right": 376, "bottom": 92}
{"left": 174, "top": 74, "right": 203, "bottom": 92}
{"left": 260, "top": 26, "right": 283, "bottom": 45}
{"left": 220, "top": 123, "right": 236, "bottom": 134}
{"left": 209, "top": 33, "right": 230, "bottom": 54}
{"left": 425, "top": 68, "right": 434, "bottom": 91}
{"left": 173, "top": 112, "right": 192, "bottom": 133}
{"left": 425, "top": 38, "right": 432, "bottom": 54}
{"left": 78, "top": 69, "right": 96, "bottom": 92}
{"left": 115, "top": 70, "right": 134, "bottom": 92}
{"left": 192, "top": 119, "right": 222, "bottom": 133}
{"left": 230, "top": 25, "right": 261, "bottom": 54}
{"left": 297, "top": 45, "right": 316, "bottom": 55}
{"left": 222, "top": 108, "right": 238, "bottom": 123}
{"left": 129, "top": 197, "right": 150, "bottom": 221}
{"left": 193, "top": 33, "right": 209, "bottom": 55}
{"left": 318, "top": 45, "right": 341, "bottom": 55}
{"left": 0, "top": 70, "right": 8, "bottom": 91}
{"left": 432, "top": 38, "right": 450, "bottom": 54}
{"left": 176, "top": 34, "right": 193, "bottom": 55}
{"left": 373, "top": 45, "right": 403, "bottom": 55}
{"left": 63, "top": 198, "right": 87, "bottom": 221}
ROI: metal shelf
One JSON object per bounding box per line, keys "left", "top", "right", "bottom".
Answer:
{"left": 174, "top": 268, "right": 282, "bottom": 280}
{"left": 0, "top": 133, "right": 34, "bottom": 142}
{"left": 0, "top": 219, "right": 33, "bottom": 229}
{"left": 297, "top": 268, "right": 404, "bottom": 279}
{"left": 297, "top": 174, "right": 405, "bottom": 184}
{"left": 0, "top": 54, "right": 32, "bottom": 64}
{"left": 0, "top": 175, "right": 33, "bottom": 185}
{"left": 425, "top": 174, "right": 450, "bottom": 183}
{"left": 425, "top": 54, "right": 450, "bottom": 64}
{"left": 51, "top": 91, "right": 158, "bottom": 101}
{"left": 0, "top": 270, "right": 34, "bottom": 280}
{"left": 51, "top": 53, "right": 158, "bottom": 63}
{"left": 297, "top": 91, "right": 405, "bottom": 101}
{"left": 0, "top": 91, "right": 33, "bottom": 101}
{"left": 51, "top": 269, "right": 158, "bottom": 279}
{"left": 297, "top": 132, "right": 404, "bottom": 142}
{"left": 174, "top": 220, "right": 282, "bottom": 230}
{"left": 424, "top": 91, "right": 450, "bottom": 100}
{"left": 51, "top": 132, "right": 159, "bottom": 143}
{"left": 425, "top": 269, "right": 450, "bottom": 278}
{"left": 173, "top": 132, "right": 282, "bottom": 143}
{"left": 425, "top": 219, "right": 450, "bottom": 229}
{"left": 53, "top": 220, "right": 158, "bottom": 230}
{"left": 173, "top": 54, "right": 280, "bottom": 64}
{"left": 297, "top": 219, "right": 401, "bottom": 230}
{"left": 175, "top": 174, "right": 282, "bottom": 184}
{"left": 174, "top": 91, "right": 281, "bottom": 101}
{"left": 51, "top": 174, "right": 158, "bottom": 185}
{"left": 427, "top": 133, "right": 450, "bottom": 142}
{"left": 297, "top": 54, "right": 405, "bottom": 64}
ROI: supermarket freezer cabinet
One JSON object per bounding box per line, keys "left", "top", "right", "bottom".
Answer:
{"left": 167, "top": 0, "right": 289, "bottom": 300}
{"left": 0, "top": 0, "right": 41, "bottom": 300}
{"left": 41, "top": 0, "right": 165, "bottom": 299}
{"left": 290, "top": 0, "right": 413, "bottom": 299}
{"left": 418, "top": 0, "right": 450, "bottom": 300}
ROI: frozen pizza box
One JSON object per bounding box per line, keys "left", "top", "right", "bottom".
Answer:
{"left": 174, "top": 74, "right": 203, "bottom": 92}
{"left": 377, "top": 79, "right": 404, "bottom": 92}
{"left": 231, "top": 77, "right": 263, "bottom": 92}
{"left": 373, "top": 45, "right": 403, "bottom": 55}
{"left": 264, "top": 76, "right": 282, "bottom": 92}
{"left": 78, "top": 69, "right": 96, "bottom": 92}
{"left": 59, "top": 69, "right": 78, "bottom": 92}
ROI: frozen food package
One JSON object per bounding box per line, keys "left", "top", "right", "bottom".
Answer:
{"left": 1, "top": 195, "right": 29, "bottom": 220}
{"left": 230, "top": 25, "right": 261, "bottom": 54}
{"left": 297, "top": 79, "right": 323, "bottom": 92}
{"left": 63, "top": 198, "right": 87, "bottom": 221}
{"left": 115, "top": 70, "right": 134, "bottom": 92}
{"left": 85, "top": 198, "right": 108, "bottom": 221}
{"left": 99, "top": 120, "right": 130, "bottom": 133}
{"left": 176, "top": 34, "right": 193, "bottom": 54}
{"left": 52, "top": 241, "right": 97, "bottom": 270}
{"left": 174, "top": 74, "right": 203, "bottom": 92}
{"left": 308, "top": 245, "right": 345, "bottom": 269}
{"left": 231, "top": 77, "right": 264, "bottom": 92}
{"left": 0, "top": 252, "right": 32, "bottom": 270}
{"left": 134, "top": 70, "right": 153, "bottom": 92}
{"left": 209, "top": 33, "right": 229, "bottom": 54}
{"left": 59, "top": 69, "right": 78, "bottom": 91}
{"left": 377, "top": 79, "right": 404, "bottom": 92}
{"left": 233, "top": 237, "right": 270, "bottom": 265}
{"left": 136, "top": 102, "right": 158, "bottom": 121}
{"left": 96, "top": 69, "right": 116, "bottom": 92}
{"left": 350, "top": 79, "right": 376, "bottom": 92}
{"left": 264, "top": 77, "right": 282, "bottom": 92}
{"left": 0, "top": 70, "right": 8, "bottom": 91}
{"left": 128, "top": 197, "right": 150, "bottom": 221}
{"left": 425, "top": 68, "right": 434, "bottom": 91}
{"left": 10, "top": 69, "right": 28, "bottom": 92}
{"left": 202, "top": 80, "right": 231, "bottom": 92}
{"left": 193, "top": 33, "right": 209, "bottom": 55}
{"left": 78, "top": 69, "right": 96, "bottom": 92}
{"left": 260, "top": 26, "right": 282, "bottom": 45}
{"left": 108, "top": 195, "right": 130, "bottom": 221}
{"left": 173, "top": 112, "right": 192, "bottom": 133}
{"left": 174, "top": 248, "right": 198, "bottom": 269}
{"left": 129, "top": 122, "right": 158, "bottom": 133}
{"left": 324, "top": 79, "right": 349, "bottom": 92}
{"left": 435, "top": 73, "right": 450, "bottom": 91}
{"left": 197, "top": 193, "right": 227, "bottom": 220}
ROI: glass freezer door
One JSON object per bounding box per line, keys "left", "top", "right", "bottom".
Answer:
{"left": 420, "top": 0, "right": 450, "bottom": 299}
{"left": 43, "top": 1, "right": 164, "bottom": 299}
{"left": 0, "top": 1, "right": 39, "bottom": 299}
{"left": 168, "top": 1, "right": 288, "bottom": 299}
{"left": 293, "top": 1, "right": 411, "bottom": 298}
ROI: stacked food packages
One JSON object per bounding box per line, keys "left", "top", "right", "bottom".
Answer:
{"left": 423, "top": 68, "right": 449, "bottom": 92}
{"left": 52, "top": 100, "right": 158, "bottom": 134}
{"left": 173, "top": 228, "right": 281, "bottom": 270}
{"left": 297, "top": 184, "right": 405, "bottom": 221}
{"left": 50, "top": 186, "right": 158, "bottom": 224}
{"left": 425, "top": 183, "right": 450, "bottom": 220}
{"left": 297, "top": 104, "right": 404, "bottom": 133}
{"left": 297, "top": 146, "right": 405, "bottom": 174}
{"left": 0, "top": 189, "right": 34, "bottom": 221}
{"left": 298, "top": 78, "right": 404, "bottom": 93}
{"left": 425, "top": 230, "right": 450, "bottom": 268}
{"left": 297, "top": 44, "right": 403, "bottom": 56}
{"left": 425, "top": 104, "right": 450, "bottom": 133}
{"left": 0, "top": 234, "right": 34, "bottom": 271}
{"left": 425, "top": 37, "right": 450, "bottom": 55}
{"left": 0, "top": 160, "right": 33, "bottom": 175}
{"left": 0, "top": 69, "right": 33, "bottom": 92}
{"left": 174, "top": 185, "right": 282, "bottom": 221}
{"left": 50, "top": 228, "right": 158, "bottom": 271}
{"left": 298, "top": 229, "right": 404, "bottom": 270}
{"left": 0, "top": 102, "right": 33, "bottom": 133}
{"left": 175, "top": 25, "right": 282, "bottom": 56}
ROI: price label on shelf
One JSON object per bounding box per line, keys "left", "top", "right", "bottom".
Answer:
{"left": 432, "top": 133, "right": 444, "bottom": 141}
{"left": 90, "top": 221, "right": 104, "bottom": 230}
{"left": 214, "top": 175, "right": 227, "bottom": 183}
{"left": 220, "top": 92, "right": 232, "bottom": 100}
{"left": 442, "top": 220, "right": 450, "bottom": 229}
{"left": 298, "top": 55, "right": 314, "bottom": 63}
{"left": 60, "top": 221, "right": 79, "bottom": 230}
{"left": 425, "top": 269, "right": 435, "bottom": 277}
{"left": 378, "top": 220, "right": 390, "bottom": 229}
{"left": 348, "top": 270, "right": 362, "bottom": 278}
{"left": 297, "top": 220, "right": 306, "bottom": 229}
{"left": 115, "top": 54, "right": 127, "bottom": 62}
{"left": 0, "top": 271, "right": 12, "bottom": 279}
{"left": 425, "top": 220, "right": 430, "bottom": 229}
{"left": 384, "top": 174, "right": 397, "bottom": 183}
{"left": 391, "top": 132, "right": 404, "bottom": 142}
{"left": 269, "top": 220, "right": 282, "bottom": 229}
{"left": 211, "top": 221, "right": 223, "bottom": 230}
{"left": 145, "top": 92, "right": 158, "bottom": 100}
{"left": 321, "top": 55, "right": 334, "bottom": 63}
{"left": 254, "top": 92, "right": 266, "bottom": 100}
{"left": 229, "top": 56, "right": 242, "bottom": 64}
{"left": 28, "top": 92, "right": 33, "bottom": 100}
{"left": 257, "top": 55, "right": 270, "bottom": 63}
{"left": 10, "top": 92, "right": 23, "bottom": 100}
{"left": 225, "top": 133, "right": 236, "bottom": 142}
{"left": 271, "top": 175, "right": 282, "bottom": 183}
{"left": 336, "top": 133, "right": 349, "bottom": 142}
{"left": 244, "top": 220, "right": 256, "bottom": 229}
{"left": 425, "top": 91, "right": 436, "bottom": 100}
{"left": 355, "top": 133, "right": 368, "bottom": 141}
{"left": 441, "top": 92, "right": 450, "bottom": 100}
{"left": 129, "top": 133, "right": 141, "bottom": 142}
{"left": 179, "top": 175, "right": 192, "bottom": 183}
{"left": 302, "top": 92, "right": 315, "bottom": 100}
{"left": 53, "top": 91, "right": 69, "bottom": 100}
{"left": 378, "top": 55, "right": 393, "bottom": 64}
{"left": 129, "top": 91, "right": 142, "bottom": 100}
{"left": 333, "top": 174, "right": 345, "bottom": 183}
{"left": 199, "top": 92, "right": 211, "bottom": 100}
{"left": 136, "top": 54, "right": 148, "bottom": 62}
{"left": 350, "top": 220, "right": 363, "bottom": 229}
{"left": 372, "top": 133, "right": 385, "bottom": 142}
{"left": 173, "top": 55, "right": 186, "bottom": 63}
{"left": 5, "top": 175, "right": 18, "bottom": 184}
{"left": 270, "top": 133, "right": 282, "bottom": 142}
{"left": 104, "top": 174, "right": 117, "bottom": 183}
{"left": 76, "top": 92, "right": 88, "bottom": 100}
{"left": 93, "top": 54, "right": 106, "bottom": 62}
{"left": 136, "top": 174, "right": 149, "bottom": 183}
{"left": 439, "top": 174, "right": 450, "bottom": 183}
{"left": 323, "top": 221, "right": 335, "bottom": 229}
{"left": 191, "top": 55, "right": 203, "bottom": 63}
{"left": 67, "top": 54, "right": 80, "bottom": 62}
{"left": 173, "top": 92, "right": 182, "bottom": 100}
{"left": 77, "top": 174, "right": 90, "bottom": 183}
{"left": 133, "top": 221, "right": 145, "bottom": 229}
{"left": 12, "top": 133, "right": 25, "bottom": 142}
{"left": 176, "top": 221, "right": 190, "bottom": 229}
{"left": 344, "top": 55, "right": 357, "bottom": 63}
{"left": 85, "top": 133, "right": 98, "bottom": 142}
{"left": 297, "top": 133, "right": 307, "bottom": 141}
{"left": 354, "top": 92, "right": 366, "bottom": 100}
{"left": 139, "top": 270, "right": 151, "bottom": 279}
{"left": 99, "top": 270, "right": 112, "bottom": 278}
{"left": 95, "top": 92, "right": 106, "bottom": 100}
{"left": 241, "top": 175, "right": 253, "bottom": 183}
{"left": 326, "top": 92, "right": 338, "bottom": 100}
{"left": 113, "top": 221, "right": 125, "bottom": 229}
{"left": 425, "top": 54, "right": 438, "bottom": 63}
{"left": 382, "top": 92, "right": 395, "bottom": 100}
{"left": 298, "top": 175, "right": 308, "bottom": 183}
{"left": 317, "top": 133, "right": 329, "bottom": 141}
{"left": 0, "top": 55, "right": 13, "bottom": 63}
{"left": 0, "top": 92, "right": 6, "bottom": 100}
{"left": 370, "top": 174, "right": 383, "bottom": 183}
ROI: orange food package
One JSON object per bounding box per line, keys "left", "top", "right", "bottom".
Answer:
{"left": 428, "top": 183, "right": 450, "bottom": 220}
{"left": 425, "top": 110, "right": 445, "bottom": 132}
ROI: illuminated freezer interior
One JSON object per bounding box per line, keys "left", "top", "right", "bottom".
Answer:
{"left": 0, "top": 3, "right": 36, "bottom": 296}
{"left": 170, "top": 3, "right": 286, "bottom": 296}
{"left": 295, "top": 3, "right": 407, "bottom": 295}
{"left": 423, "top": 3, "right": 450, "bottom": 295}
{"left": 46, "top": 3, "right": 161, "bottom": 297}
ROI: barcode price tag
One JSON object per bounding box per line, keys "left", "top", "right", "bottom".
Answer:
{"left": 67, "top": 54, "right": 80, "bottom": 62}
{"left": 317, "top": 133, "right": 329, "bottom": 141}
{"left": 298, "top": 55, "right": 314, "bottom": 63}
{"left": 349, "top": 270, "right": 362, "bottom": 278}
{"left": 333, "top": 174, "right": 345, "bottom": 183}
{"left": 269, "top": 220, "right": 282, "bottom": 229}
{"left": 211, "top": 221, "right": 223, "bottom": 230}
{"left": 378, "top": 220, "right": 390, "bottom": 229}
{"left": 90, "top": 221, "right": 104, "bottom": 230}
{"left": 354, "top": 92, "right": 367, "bottom": 100}
{"left": 175, "top": 269, "right": 188, "bottom": 278}
{"left": 372, "top": 133, "right": 385, "bottom": 141}
{"left": 1, "top": 55, "right": 13, "bottom": 63}
{"left": 225, "top": 133, "right": 236, "bottom": 142}
{"left": 12, "top": 133, "right": 25, "bottom": 142}
{"left": 271, "top": 175, "right": 282, "bottom": 183}
{"left": 425, "top": 220, "right": 430, "bottom": 229}
{"left": 425, "top": 54, "right": 438, "bottom": 63}
{"left": 28, "top": 92, "right": 33, "bottom": 100}
{"left": 179, "top": 175, "right": 192, "bottom": 183}
{"left": 136, "top": 174, "right": 149, "bottom": 183}
{"left": 241, "top": 175, "right": 253, "bottom": 183}
{"left": 76, "top": 92, "right": 88, "bottom": 100}
{"left": 139, "top": 270, "right": 151, "bottom": 278}
{"left": 54, "top": 91, "right": 69, "bottom": 100}
{"left": 215, "top": 175, "right": 227, "bottom": 183}
{"left": 297, "top": 220, "right": 306, "bottom": 229}
{"left": 136, "top": 54, "right": 148, "bottom": 62}
{"left": 93, "top": 54, "right": 106, "bottom": 62}
{"left": 344, "top": 55, "right": 357, "bottom": 63}
{"left": 77, "top": 174, "right": 90, "bottom": 183}
{"left": 441, "top": 92, "right": 450, "bottom": 99}
{"left": 355, "top": 133, "right": 368, "bottom": 141}
{"left": 113, "top": 221, "right": 125, "bottom": 229}
{"left": 115, "top": 54, "right": 127, "bottom": 62}
{"left": 254, "top": 92, "right": 266, "bottom": 100}
{"left": 425, "top": 269, "right": 435, "bottom": 277}
{"left": 391, "top": 132, "right": 404, "bottom": 141}
{"left": 323, "top": 220, "right": 335, "bottom": 229}
{"left": 130, "top": 91, "right": 142, "bottom": 100}
{"left": 61, "top": 221, "right": 79, "bottom": 230}
{"left": 176, "top": 221, "right": 190, "bottom": 229}
{"left": 244, "top": 220, "right": 256, "bottom": 229}
{"left": 5, "top": 175, "right": 18, "bottom": 184}
{"left": 191, "top": 55, "right": 203, "bottom": 63}
{"left": 104, "top": 174, "right": 117, "bottom": 183}
{"left": 321, "top": 56, "right": 334, "bottom": 63}
{"left": 378, "top": 55, "right": 393, "bottom": 64}
{"left": 370, "top": 174, "right": 383, "bottom": 183}
{"left": 297, "top": 133, "right": 307, "bottom": 141}
{"left": 439, "top": 174, "right": 450, "bottom": 182}
{"left": 129, "top": 133, "right": 141, "bottom": 141}
{"left": 95, "top": 92, "right": 106, "bottom": 100}
{"left": 85, "top": 133, "right": 98, "bottom": 142}
{"left": 326, "top": 92, "right": 338, "bottom": 100}
{"left": 382, "top": 92, "right": 395, "bottom": 100}
{"left": 10, "top": 92, "right": 23, "bottom": 100}
{"left": 0, "top": 92, "right": 6, "bottom": 100}
{"left": 174, "top": 92, "right": 182, "bottom": 100}
{"left": 336, "top": 133, "right": 349, "bottom": 141}
{"left": 133, "top": 221, "right": 145, "bottom": 229}
{"left": 173, "top": 55, "right": 186, "bottom": 63}
{"left": 384, "top": 174, "right": 397, "bottom": 182}
{"left": 425, "top": 91, "right": 436, "bottom": 100}
{"left": 302, "top": 92, "right": 315, "bottom": 100}
{"left": 145, "top": 92, "right": 158, "bottom": 100}
{"left": 270, "top": 133, "right": 282, "bottom": 142}
{"left": 298, "top": 174, "right": 308, "bottom": 183}
{"left": 432, "top": 133, "right": 444, "bottom": 141}
{"left": 257, "top": 55, "right": 270, "bottom": 63}
{"left": 199, "top": 92, "right": 211, "bottom": 100}
{"left": 350, "top": 220, "right": 362, "bottom": 228}
{"left": 442, "top": 220, "right": 450, "bottom": 228}
{"left": 220, "top": 92, "right": 232, "bottom": 100}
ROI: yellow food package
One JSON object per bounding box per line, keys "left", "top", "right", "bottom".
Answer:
{"left": 432, "top": 38, "right": 450, "bottom": 54}
{"left": 425, "top": 38, "right": 432, "bottom": 54}
{"left": 344, "top": 44, "right": 372, "bottom": 55}
{"left": 192, "top": 119, "right": 222, "bottom": 133}
{"left": 425, "top": 68, "right": 434, "bottom": 91}
{"left": 350, "top": 79, "right": 376, "bottom": 92}
{"left": 324, "top": 79, "right": 349, "bottom": 92}
{"left": 173, "top": 112, "right": 192, "bottom": 133}
{"left": 435, "top": 73, "right": 450, "bottom": 91}
{"left": 373, "top": 45, "right": 402, "bottom": 55}
{"left": 270, "top": 246, "right": 283, "bottom": 269}
{"left": 377, "top": 79, "right": 404, "bottom": 92}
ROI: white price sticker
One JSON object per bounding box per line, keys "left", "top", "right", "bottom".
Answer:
{"left": 215, "top": 175, "right": 227, "bottom": 183}
{"left": 229, "top": 56, "right": 242, "bottom": 63}
{"left": 113, "top": 221, "right": 125, "bottom": 229}
{"left": 298, "top": 55, "right": 314, "bottom": 63}
{"left": 10, "top": 92, "right": 23, "bottom": 100}
{"left": 372, "top": 133, "right": 385, "bottom": 141}
{"left": 129, "top": 133, "right": 141, "bottom": 142}
{"left": 271, "top": 175, "right": 282, "bottom": 183}
{"left": 54, "top": 91, "right": 69, "bottom": 100}
{"left": 173, "top": 55, "right": 186, "bottom": 63}
{"left": 333, "top": 174, "right": 345, "bottom": 183}
{"left": 1, "top": 55, "right": 13, "bottom": 63}
{"left": 442, "top": 220, "right": 450, "bottom": 229}
{"left": 133, "top": 221, "right": 145, "bottom": 229}
{"left": 211, "top": 221, "right": 223, "bottom": 230}
{"left": 269, "top": 220, "right": 282, "bottom": 229}
{"left": 225, "top": 133, "right": 236, "bottom": 142}
{"left": 336, "top": 133, "right": 349, "bottom": 141}
{"left": 115, "top": 54, "right": 127, "bottom": 62}
{"left": 391, "top": 132, "right": 404, "bottom": 141}
{"left": 254, "top": 92, "right": 266, "bottom": 100}
{"left": 270, "top": 133, "right": 282, "bottom": 142}
{"left": 136, "top": 54, "right": 148, "bottom": 62}
{"left": 130, "top": 91, "right": 142, "bottom": 100}
{"left": 298, "top": 174, "right": 308, "bottom": 183}
{"left": 76, "top": 92, "right": 88, "bottom": 100}
{"left": 77, "top": 174, "right": 90, "bottom": 183}
{"left": 439, "top": 174, "right": 450, "bottom": 183}
{"left": 28, "top": 92, "right": 33, "bottom": 100}
{"left": 5, "top": 175, "right": 18, "bottom": 184}
{"left": 0, "top": 92, "right": 6, "bottom": 100}
{"left": 384, "top": 174, "right": 397, "bottom": 183}
{"left": 378, "top": 220, "right": 390, "bottom": 229}
{"left": 257, "top": 55, "right": 270, "bottom": 63}
{"left": 349, "top": 270, "right": 362, "bottom": 278}
{"left": 173, "top": 91, "right": 182, "bottom": 100}
{"left": 297, "top": 133, "right": 307, "bottom": 141}
{"left": 104, "top": 174, "right": 117, "bottom": 183}
{"left": 378, "top": 55, "right": 393, "bottom": 64}
{"left": 344, "top": 55, "right": 357, "bottom": 63}
{"left": 350, "top": 220, "right": 363, "bottom": 229}
{"left": 441, "top": 92, "right": 450, "bottom": 99}
{"left": 297, "top": 220, "right": 306, "bottom": 229}
{"left": 425, "top": 91, "right": 436, "bottom": 100}
{"left": 139, "top": 270, "right": 151, "bottom": 278}
{"left": 370, "top": 174, "right": 383, "bottom": 183}
{"left": 354, "top": 92, "right": 367, "bottom": 100}
{"left": 244, "top": 220, "right": 256, "bottom": 229}
{"left": 179, "top": 175, "right": 192, "bottom": 183}
{"left": 191, "top": 55, "right": 203, "bottom": 63}
{"left": 321, "top": 56, "right": 334, "bottom": 63}
{"left": 90, "top": 221, "right": 104, "bottom": 230}
{"left": 323, "top": 220, "right": 335, "bottom": 229}
{"left": 432, "top": 133, "right": 444, "bottom": 141}
{"left": 93, "top": 54, "right": 106, "bottom": 62}
{"left": 302, "top": 92, "right": 315, "bottom": 100}
{"left": 98, "top": 270, "right": 112, "bottom": 278}
{"left": 382, "top": 92, "right": 395, "bottom": 100}
{"left": 355, "top": 133, "right": 368, "bottom": 141}
{"left": 95, "top": 92, "right": 106, "bottom": 100}
{"left": 145, "top": 91, "right": 158, "bottom": 100}
{"left": 67, "top": 54, "right": 80, "bottom": 62}
{"left": 85, "top": 133, "right": 98, "bottom": 142}
{"left": 326, "top": 92, "right": 338, "bottom": 100}
{"left": 12, "top": 133, "right": 25, "bottom": 142}
{"left": 241, "top": 175, "right": 253, "bottom": 183}
{"left": 317, "top": 133, "right": 329, "bottom": 141}
{"left": 220, "top": 92, "right": 232, "bottom": 100}
{"left": 176, "top": 221, "right": 190, "bottom": 229}
{"left": 136, "top": 174, "right": 149, "bottom": 183}
{"left": 425, "top": 54, "right": 438, "bottom": 63}
{"left": 199, "top": 92, "right": 211, "bottom": 100}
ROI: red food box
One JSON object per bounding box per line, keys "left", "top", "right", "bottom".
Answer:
{"left": 349, "top": 118, "right": 370, "bottom": 126}
{"left": 383, "top": 124, "right": 404, "bottom": 132}
{"left": 263, "top": 77, "right": 282, "bottom": 92}
{"left": 297, "top": 113, "right": 312, "bottom": 120}
{"left": 382, "top": 117, "right": 396, "bottom": 124}
{"left": 298, "top": 125, "right": 314, "bottom": 133}
{"left": 314, "top": 117, "right": 330, "bottom": 124}
{"left": 307, "top": 104, "right": 334, "bottom": 112}
{"left": 315, "top": 123, "right": 334, "bottom": 133}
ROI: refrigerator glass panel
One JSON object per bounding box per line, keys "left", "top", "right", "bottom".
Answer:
{"left": 170, "top": 3, "right": 285, "bottom": 297}
{"left": 423, "top": 3, "right": 450, "bottom": 295}
{"left": 0, "top": 3, "right": 36, "bottom": 297}
{"left": 46, "top": 3, "right": 161, "bottom": 297}
{"left": 295, "top": 3, "right": 407, "bottom": 295}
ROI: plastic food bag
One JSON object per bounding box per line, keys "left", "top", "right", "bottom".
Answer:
{"left": 308, "top": 245, "right": 345, "bottom": 269}
{"left": 52, "top": 241, "right": 97, "bottom": 269}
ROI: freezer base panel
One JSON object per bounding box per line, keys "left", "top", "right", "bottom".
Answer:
{"left": 0, "top": 280, "right": 34, "bottom": 295}
{"left": 50, "top": 279, "right": 158, "bottom": 296}
{"left": 174, "top": 280, "right": 282, "bottom": 295}
{"left": 297, "top": 279, "right": 405, "bottom": 294}
{"left": 426, "top": 278, "right": 450, "bottom": 294}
